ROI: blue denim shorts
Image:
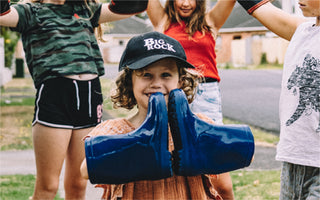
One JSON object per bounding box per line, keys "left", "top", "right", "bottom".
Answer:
{"left": 190, "top": 81, "right": 223, "bottom": 124}
{"left": 280, "top": 162, "right": 320, "bottom": 200}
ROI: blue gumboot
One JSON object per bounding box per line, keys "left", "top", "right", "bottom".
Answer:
{"left": 85, "top": 92, "right": 172, "bottom": 184}
{"left": 168, "top": 89, "right": 255, "bottom": 176}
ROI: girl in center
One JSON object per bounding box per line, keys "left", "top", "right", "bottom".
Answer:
{"left": 146, "top": 0, "right": 236, "bottom": 197}
{"left": 146, "top": 0, "right": 236, "bottom": 125}
{"left": 81, "top": 31, "right": 234, "bottom": 200}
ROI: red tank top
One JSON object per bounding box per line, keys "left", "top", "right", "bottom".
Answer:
{"left": 164, "top": 22, "right": 220, "bottom": 81}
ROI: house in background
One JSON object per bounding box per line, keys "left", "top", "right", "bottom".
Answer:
{"left": 99, "top": 16, "right": 152, "bottom": 63}
{"left": 216, "top": 0, "right": 304, "bottom": 67}
{"left": 216, "top": 0, "right": 286, "bottom": 67}
{"left": 101, "top": 0, "right": 301, "bottom": 67}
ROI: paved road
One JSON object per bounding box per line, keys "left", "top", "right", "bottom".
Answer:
{"left": 219, "top": 69, "right": 282, "bottom": 134}
{"left": 0, "top": 145, "right": 281, "bottom": 199}
{"left": 219, "top": 69, "right": 283, "bottom": 170}
{"left": 104, "top": 65, "right": 283, "bottom": 134}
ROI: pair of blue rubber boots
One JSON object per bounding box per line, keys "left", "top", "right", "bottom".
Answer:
{"left": 85, "top": 89, "right": 255, "bottom": 184}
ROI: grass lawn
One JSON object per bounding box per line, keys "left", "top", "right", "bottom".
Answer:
{"left": 0, "top": 76, "right": 281, "bottom": 199}
{"left": 0, "top": 174, "right": 63, "bottom": 200}
{"left": 0, "top": 170, "right": 280, "bottom": 200}
{"left": 0, "top": 174, "right": 36, "bottom": 200}
{"left": 231, "top": 170, "right": 281, "bottom": 200}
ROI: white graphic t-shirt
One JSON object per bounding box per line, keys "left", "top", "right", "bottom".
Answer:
{"left": 276, "top": 22, "right": 320, "bottom": 168}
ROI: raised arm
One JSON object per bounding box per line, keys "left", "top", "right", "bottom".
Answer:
{"left": 146, "top": 0, "right": 168, "bottom": 32}
{"left": 99, "top": 0, "right": 148, "bottom": 24}
{"left": 206, "top": 0, "right": 236, "bottom": 31}
{"left": 0, "top": 0, "right": 19, "bottom": 27}
{"left": 237, "top": 0, "right": 307, "bottom": 41}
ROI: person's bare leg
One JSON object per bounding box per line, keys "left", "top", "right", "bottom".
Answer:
{"left": 64, "top": 128, "right": 93, "bottom": 200}
{"left": 32, "top": 123, "right": 72, "bottom": 200}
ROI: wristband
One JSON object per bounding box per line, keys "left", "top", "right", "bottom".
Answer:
{"left": 108, "top": 0, "right": 148, "bottom": 15}
{"left": 237, "top": 0, "right": 269, "bottom": 14}
{"left": 1, "top": 0, "right": 11, "bottom": 16}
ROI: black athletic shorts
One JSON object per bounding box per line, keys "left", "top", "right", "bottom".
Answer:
{"left": 32, "top": 77, "right": 103, "bottom": 129}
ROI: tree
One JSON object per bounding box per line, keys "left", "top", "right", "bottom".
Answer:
{"left": 1, "top": 27, "right": 20, "bottom": 68}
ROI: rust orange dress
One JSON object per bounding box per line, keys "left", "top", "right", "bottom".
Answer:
{"left": 87, "top": 114, "right": 222, "bottom": 200}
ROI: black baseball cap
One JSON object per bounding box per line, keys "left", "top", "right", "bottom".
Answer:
{"left": 119, "top": 31, "right": 195, "bottom": 71}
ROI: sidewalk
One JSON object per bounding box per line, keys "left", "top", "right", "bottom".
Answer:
{"left": 0, "top": 149, "right": 102, "bottom": 199}
{"left": 0, "top": 144, "right": 281, "bottom": 199}
{"left": 0, "top": 110, "right": 281, "bottom": 199}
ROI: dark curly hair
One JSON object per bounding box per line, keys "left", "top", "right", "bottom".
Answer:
{"left": 111, "top": 61, "right": 199, "bottom": 110}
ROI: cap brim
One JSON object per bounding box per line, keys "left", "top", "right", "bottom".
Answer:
{"left": 119, "top": 54, "right": 195, "bottom": 71}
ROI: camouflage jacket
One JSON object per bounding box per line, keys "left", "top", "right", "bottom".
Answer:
{"left": 11, "top": 2, "right": 105, "bottom": 87}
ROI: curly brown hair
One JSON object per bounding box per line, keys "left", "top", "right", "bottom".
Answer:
{"left": 29, "top": 0, "right": 105, "bottom": 41}
{"left": 111, "top": 62, "right": 199, "bottom": 110}
{"left": 164, "top": 0, "right": 211, "bottom": 37}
